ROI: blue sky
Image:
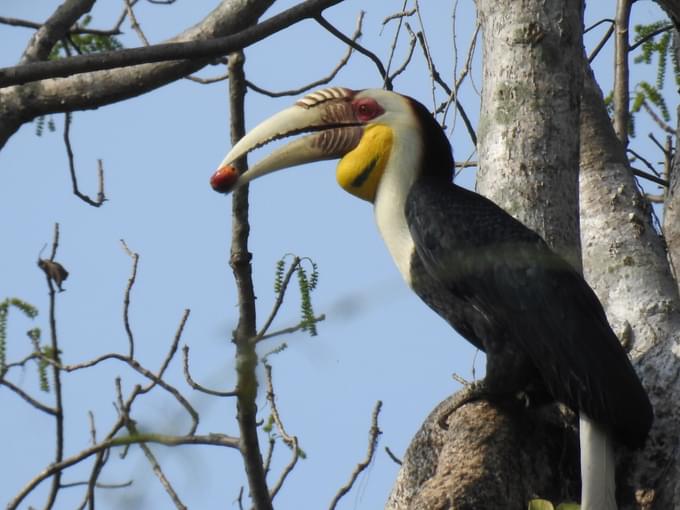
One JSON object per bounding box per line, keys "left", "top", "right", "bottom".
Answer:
{"left": 0, "top": 1, "right": 670, "bottom": 509}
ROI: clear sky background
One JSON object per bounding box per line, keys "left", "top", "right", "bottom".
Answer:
{"left": 0, "top": 1, "right": 669, "bottom": 509}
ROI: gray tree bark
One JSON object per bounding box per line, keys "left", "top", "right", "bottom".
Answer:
{"left": 580, "top": 61, "right": 680, "bottom": 509}
{"left": 388, "top": 0, "right": 680, "bottom": 508}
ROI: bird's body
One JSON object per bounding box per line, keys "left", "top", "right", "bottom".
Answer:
{"left": 212, "top": 87, "right": 653, "bottom": 508}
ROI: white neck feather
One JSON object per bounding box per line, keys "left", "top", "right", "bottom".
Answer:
{"left": 373, "top": 129, "right": 422, "bottom": 286}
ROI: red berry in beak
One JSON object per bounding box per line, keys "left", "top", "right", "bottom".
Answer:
{"left": 210, "top": 165, "right": 239, "bottom": 193}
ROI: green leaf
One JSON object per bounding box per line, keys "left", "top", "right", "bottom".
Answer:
{"left": 528, "top": 499, "right": 554, "bottom": 510}
{"left": 556, "top": 503, "right": 581, "bottom": 510}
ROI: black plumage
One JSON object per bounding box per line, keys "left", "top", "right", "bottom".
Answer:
{"left": 403, "top": 99, "right": 653, "bottom": 449}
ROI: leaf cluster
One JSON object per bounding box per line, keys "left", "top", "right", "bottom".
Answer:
{"left": 0, "top": 298, "right": 47, "bottom": 389}
{"left": 627, "top": 21, "right": 678, "bottom": 137}
{"left": 48, "top": 16, "right": 123, "bottom": 61}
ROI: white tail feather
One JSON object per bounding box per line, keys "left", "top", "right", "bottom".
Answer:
{"left": 580, "top": 413, "right": 617, "bottom": 510}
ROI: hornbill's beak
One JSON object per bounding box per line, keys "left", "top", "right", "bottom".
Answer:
{"left": 211, "top": 87, "right": 364, "bottom": 193}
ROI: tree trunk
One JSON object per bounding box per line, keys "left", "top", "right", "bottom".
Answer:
{"left": 580, "top": 59, "right": 680, "bottom": 509}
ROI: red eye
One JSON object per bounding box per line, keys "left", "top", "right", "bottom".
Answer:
{"left": 354, "top": 98, "right": 384, "bottom": 122}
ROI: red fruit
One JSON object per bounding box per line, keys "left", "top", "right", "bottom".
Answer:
{"left": 210, "top": 165, "right": 239, "bottom": 193}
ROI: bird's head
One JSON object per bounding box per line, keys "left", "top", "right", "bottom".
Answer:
{"left": 211, "top": 87, "right": 453, "bottom": 203}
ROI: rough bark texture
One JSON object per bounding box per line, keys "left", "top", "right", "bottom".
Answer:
{"left": 580, "top": 62, "right": 680, "bottom": 510}
{"left": 475, "top": 0, "right": 583, "bottom": 268}
{"left": 0, "top": 0, "right": 275, "bottom": 149}
{"left": 387, "top": 3, "right": 585, "bottom": 507}
{"left": 386, "top": 389, "right": 580, "bottom": 510}
{"left": 665, "top": 106, "right": 680, "bottom": 291}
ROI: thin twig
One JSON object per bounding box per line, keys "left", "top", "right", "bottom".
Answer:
{"left": 264, "top": 363, "right": 299, "bottom": 500}
{"left": 55, "top": 352, "right": 200, "bottom": 433}
{"left": 186, "top": 70, "right": 230, "bottom": 84}
{"left": 382, "top": 0, "right": 409, "bottom": 82}
{"left": 0, "top": 16, "right": 122, "bottom": 36}
{"left": 384, "top": 446, "right": 402, "bottom": 466}
{"left": 315, "top": 14, "right": 391, "bottom": 90}
{"left": 157, "top": 309, "right": 190, "bottom": 379}
{"left": 588, "top": 22, "right": 615, "bottom": 62}
{"left": 415, "top": 31, "right": 477, "bottom": 147}
{"left": 63, "top": 113, "right": 106, "bottom": 207}
{"left": 255, "top": 314, "right": 326, "bottom": 344}
{"left": 388, "top": 24, "right": 417, "bottom": 83}
{"left": 381, "top": 8, "right": 416, "bottom": 28}
{"left": 8, "top": 431, "right": 239, "bottom": 510}
{"left": 120, "top": 240, "right": 138, "bottom": 358}
{"left": 182, "top": 345, "right": 237, "bottom": 397}
{"left": 247, "top": 12, "right": 364, "bottom": 98}
{"left": 0, "top": 379, "right": 57, "bottom": 415}
{"left": 254, "top": 257, "right": 301, "bottom": 342}
{"left": 631, "top": 167, "right": 670, "bottom": 187}
{"left": 124, "top": 0, "right": 150, "bottom": 46}
{"left": 628, "top": 147, "right": 662, "bottom": 176}
{"left": 629, "top": 23, "right": 673, "bottom": 52}
{"left": 116, "top": 382, "right": 187, "bottom": 510}
{"left": 641, "top": 100, "right": 675, "bottom": 134}
{"left": 61, "top": 480, "right": 133, "bottom": 490}
{"left": 328, "top": 400, "right": 383, "bottom": 510}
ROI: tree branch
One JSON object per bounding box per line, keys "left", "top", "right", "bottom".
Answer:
{"left": 329, "top": 401, "right": 382, "bottom": 510}
{"left": 0, "top": 0, "right": 344, "bottom": 88}
{"left": 20, "top": 0, "right": 96, "bottom": 64}
{"left": 228, "top": 49, "right": 273, "bottom": 510}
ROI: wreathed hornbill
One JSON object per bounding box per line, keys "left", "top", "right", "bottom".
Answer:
{"left": 211, "top": 87, "right": 652, "bottom": 509}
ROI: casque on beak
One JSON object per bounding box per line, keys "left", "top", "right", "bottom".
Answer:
{"left": 211, "top": 87, "right": 364, "bottom": 193}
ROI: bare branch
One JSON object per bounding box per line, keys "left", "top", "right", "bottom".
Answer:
{"left": 57, "top": 351, "right": 200, "bottom": 433}
{"left": 0, "top": 16, "right": 121, "bottom": 36}
{"left": 613, "top": 0, "right": 632, "bottom": 145}
{"left": 254, "top": 257, "right": 301, "bottom": 341}
{"left": 328, "top": 400, "right": 383, "bottom": 510}
{"left": 382, "top": 0, "right": 410, "bottom": 83}
{"left": 255, "top": 314, "right": 326, "bottom": 344}
{"left": 0, "top": 379, "right": 57, "bottom": 415}
{"left": 641, "top": 100, "right": 675, "bottom": 134}
{"left": 315, "top": 14, "right": 391, "bottom": 90}
{"left": 157, "top": 309, "right": 190, "bottom": 379}
{"left": 8, "top": 432, "right": 239, "bottom": 510}
{"left": 63, "top": 113, "right": 106, "bottom": 207}
{"left": 125, "top": 0, "right": 150, "bottom": 46}
{"left": 21, "top": 0, "right": 96, "bottom": 64}
{"left": 384, "top": 446, "right": 402, "bottom": 466}
{"left": 382, "top": 8, "right": 416, "bottom": 27}
{"left": 387, "top": 23, "right": 417, "bottom": 83}
{"left": 414, "top": 31, "right": 477, "bottom": 147}
{"left": 117, "top": 384, "right": 187, "bottom": 510}
{"left": 247, "top": 11, "right": 364, "bottom": 98}
{"left": 588, "top": 21, "right": 615, "bottom": 62}
{"left": 182, "top": 345, "right": 237, "bottom": 397}
{"left": 120, "top": 240, "right": 139, "bottom": 358}
{"left": 0, "top": 0, "right": 345, "bottom": 88}
{"left": 185, "top": 70, "right": 230, "bottom": 84}
{"left": 263, "top": 363, "right": 300, "bottom": 499}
